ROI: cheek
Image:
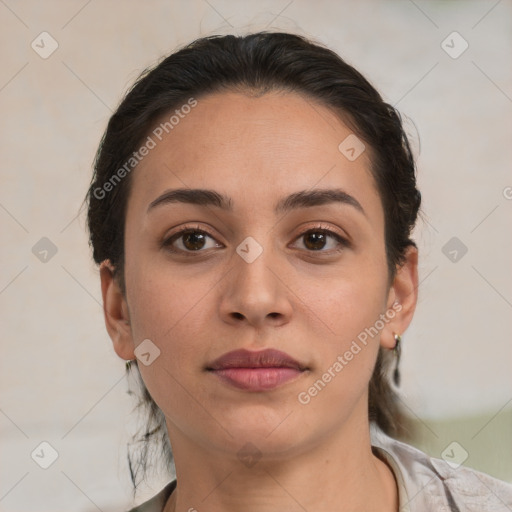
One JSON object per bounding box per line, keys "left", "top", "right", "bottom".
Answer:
{"left": 290, "top": 277, "right": 385, "bottom": 422}
{"left": 291, "top": 257, "right": 388, "bottom": 394}
{"left": 294, "top": 252, "right": 389, "bottom": 342}
{"left": 124, "top": 232, "right": 217, "bottom": 333}
{"left": 124, "top": 259, "right": 218, "bottom": 403}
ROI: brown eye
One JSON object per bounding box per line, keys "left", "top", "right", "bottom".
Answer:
{"left": 163, "top": 228, "right": 222, "bottom": 254}
{"left": 181, "top": 231, "right": 208, "bottom": 251}
{"left": 293, "top": 228, "right": 349, "bottom": 253}
{"left": 303, "top": 231, "right": 328, "bottom": 250}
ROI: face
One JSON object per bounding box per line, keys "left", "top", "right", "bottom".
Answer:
{"left": 101, "top": 90, "right": 417, "bottom": 460}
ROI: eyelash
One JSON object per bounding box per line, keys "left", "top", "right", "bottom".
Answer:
{"left": 162, "top": 223, "right": 350, "bottom": 256}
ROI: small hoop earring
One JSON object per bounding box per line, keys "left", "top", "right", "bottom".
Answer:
{"left": 393, "top": 333, "right": 402, "bottom": 386}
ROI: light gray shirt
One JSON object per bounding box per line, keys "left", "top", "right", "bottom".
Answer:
{"left": 371, "top": 426, "right": 512, "bottom": 511}
{"left": 127, "top": 427, "right": 512, "bottom": 511}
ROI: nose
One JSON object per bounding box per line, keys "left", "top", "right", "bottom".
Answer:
{"left": 218, "top": 238, "right": 293, "bottom": 330}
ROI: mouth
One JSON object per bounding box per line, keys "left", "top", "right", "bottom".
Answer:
{"left": 206, "top": 348, "right": 309, "bottom": 392}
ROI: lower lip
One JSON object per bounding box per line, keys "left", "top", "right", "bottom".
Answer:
{"left": 210, "top": 367, "right": 304, "bottom": 391}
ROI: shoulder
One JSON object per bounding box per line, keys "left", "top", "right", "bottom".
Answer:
{"left": 125, "top": 480, "right": 177, "bottom": 512}
{"left": 371, "top": 425, "right": 512, "bottom": 511}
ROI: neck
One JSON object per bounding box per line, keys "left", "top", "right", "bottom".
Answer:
{"left": 163, "top": 410, "right": 398, "bottom": 512}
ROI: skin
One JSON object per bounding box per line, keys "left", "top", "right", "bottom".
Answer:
{"left": 100, "top": 90, "right": 418, "bottom": 512}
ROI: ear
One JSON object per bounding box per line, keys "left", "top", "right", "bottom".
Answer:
{"left": 99, "top": 260, "right": 135, "bottom": 361}
{"left": 380, "top": 245, "right": 419, "bottom": 350}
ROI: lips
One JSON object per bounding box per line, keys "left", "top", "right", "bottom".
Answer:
{"left": 206, "top": 349, "right": 308, "bottom": 391}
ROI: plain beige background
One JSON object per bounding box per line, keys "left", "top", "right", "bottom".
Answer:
{"left": 1, "top": 0, "right": 511, "bottom": 510}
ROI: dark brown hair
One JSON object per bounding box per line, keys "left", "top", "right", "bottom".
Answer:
{"left": 85, "top": 31, "right": 421, "bottom": 491}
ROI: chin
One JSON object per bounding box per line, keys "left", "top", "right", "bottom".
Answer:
{"left": 209, "top": 407, "right": 310, "bottom": 456}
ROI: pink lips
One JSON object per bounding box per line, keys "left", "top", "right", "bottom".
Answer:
{"left": 207, "top": 348, "right": 308, "bottom": 391}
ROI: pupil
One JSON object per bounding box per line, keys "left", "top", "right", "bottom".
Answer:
{"left": 184, "top": 232, "right": 205, "bottom": 250}
{"left": 305, "top": 232, "right": 325, "bottom": 250}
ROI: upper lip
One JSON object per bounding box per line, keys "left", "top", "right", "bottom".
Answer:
{"left": 207, "top": 349, "right": 307, "bottom": 371}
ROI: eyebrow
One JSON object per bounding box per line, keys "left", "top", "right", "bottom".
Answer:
{"left": 147, "top": 187, "right": 366, "bottom": 217}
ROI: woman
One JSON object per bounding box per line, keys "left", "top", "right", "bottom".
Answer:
{"left": 85, "top": 31, "right": 512, "bottom": 511}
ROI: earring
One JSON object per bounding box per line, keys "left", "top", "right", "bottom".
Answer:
{"left": 125, "top": 359, "right": 135, "bottom": 370}
{"left": 393, "top": 333, "right": 402, "bottom": 386}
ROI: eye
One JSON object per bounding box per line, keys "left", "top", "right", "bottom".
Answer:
{"left": 291, "top": 226, "right": 349, "bottom": 254}
{"left": 162, "top": 225, "right": 223, "bottom": 254}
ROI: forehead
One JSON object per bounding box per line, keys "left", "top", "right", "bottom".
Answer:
{"left": 127, "top": 90, "right": 382, "bottom": 222}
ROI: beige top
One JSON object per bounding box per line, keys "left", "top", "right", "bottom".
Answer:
{"left": 126, "top": 427, "right": 512, "bottom": 511}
